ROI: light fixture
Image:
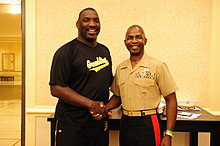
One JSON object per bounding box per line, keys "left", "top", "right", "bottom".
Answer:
{"left": 0, "top": 0, "right": 21, "bottom": 5}
{"left": 8, "top": 5, "right": 21, "bottom": 14}
{"left": 0, "top": 4, "right": 21, "bottom": 14}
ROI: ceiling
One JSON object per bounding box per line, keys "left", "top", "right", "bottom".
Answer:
{"left": 0, "top": 0, "right": 21, "bottom": 4}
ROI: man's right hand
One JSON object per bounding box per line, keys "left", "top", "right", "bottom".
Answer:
{"left": 90, "top": 101, "right": 112, "bottom": 120}
{"left": 89, "top": 101, "right": 105, "bottom": 115}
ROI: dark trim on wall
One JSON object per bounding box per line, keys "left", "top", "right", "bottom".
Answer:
{"left": 21, "top": 0, "right": 25, "bottom": 146}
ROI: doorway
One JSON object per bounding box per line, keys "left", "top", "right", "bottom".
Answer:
{"left": 0, "top": 1, "right": 22, "bottom": 146}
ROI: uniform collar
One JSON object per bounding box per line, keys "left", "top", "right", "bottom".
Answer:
{"left": 120, "top": 53, "right": 150, "bottom": 70}
{"left": 138, "top": 53, "right": 150, "bottom": 68}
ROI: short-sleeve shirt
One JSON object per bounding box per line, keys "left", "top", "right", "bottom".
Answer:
{"left": 111, "top": 53, "right": 178, "bottom": 111}
{"left": 49, "top": 38, "right": 113, "bottom": 126}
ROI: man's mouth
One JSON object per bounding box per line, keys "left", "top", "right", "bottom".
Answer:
{"left": 87, "top": 29, "right": 96, "bottom": 35}
{"left": 130, "top": 45, "right": 139, "bottom": 49}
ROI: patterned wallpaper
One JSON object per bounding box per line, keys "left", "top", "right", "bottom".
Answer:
{"left": 36, "top": 0, "right": 211, "bottom": 107}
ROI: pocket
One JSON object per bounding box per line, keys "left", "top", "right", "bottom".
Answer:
{"left": 119, "top": 77, "right": 126, "bottom": 86}
{"left": 134, "top": 78, "right": 156, "bottom": 100}
{"left": 134, "top": 78, "right": 155, "bottom": 87}
{"left": 118, "top": 76, "right": 126, "bottom": 97}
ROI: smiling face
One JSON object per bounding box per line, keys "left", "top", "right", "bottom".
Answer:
{"left": 124, "top": 25, "right": 147, "bottom": 56}
{"left": 76, "top": 8, "right": 100, "bottom": 45}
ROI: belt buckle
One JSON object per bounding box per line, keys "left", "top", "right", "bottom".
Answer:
{"left": 141, "top": 111, "right": 145, "bottom": 116}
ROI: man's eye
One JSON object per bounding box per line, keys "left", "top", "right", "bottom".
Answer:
{"left": 136, "top": 36, "right": 143, "bottom": 39}
{"left": 82, "top": 19, "right": 89, "bottom": 22}
{"left": 94, "top": 19, "right": 100, "bottom": 23}
{"left": 127, "top": 37, "right": 132, "bottom": 40}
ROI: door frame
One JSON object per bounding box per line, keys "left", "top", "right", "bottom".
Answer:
{"left": 21, "top": 0, "right": 25, "bottom": 146}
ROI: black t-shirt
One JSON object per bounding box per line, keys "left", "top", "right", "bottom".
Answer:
{"left": 49, "top": 39, "right": 113, "bottom": 126}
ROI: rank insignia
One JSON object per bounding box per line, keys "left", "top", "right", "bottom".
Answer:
{"left": 135, "top": 68, "right": 155, "bottom": 79}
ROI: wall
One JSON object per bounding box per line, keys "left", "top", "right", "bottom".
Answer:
{"left": 0, "top": 37, "right": 21, "bottom": 81}
{"left": 36, "top": 0, "right": 211, "bottom": 107}
{"left": 209, "top": 0, "right": 220, "bottom": 114}
{"left": 25, "top": 0, "right": 219, "bottom": 146}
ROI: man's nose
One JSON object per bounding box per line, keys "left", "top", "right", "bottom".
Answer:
{"left": 131, "top": 38, "right": 138, "bottom": 43}
{"left": 88, "top": 20, "right": 96, "bottom": 27}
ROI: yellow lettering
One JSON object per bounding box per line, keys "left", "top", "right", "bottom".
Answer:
{"left": 86, "top": 57, "right": 109, "bottom": 72}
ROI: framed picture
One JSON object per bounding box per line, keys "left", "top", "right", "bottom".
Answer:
{"left": 2, "top": 53, "right": 15, "bottom": 71}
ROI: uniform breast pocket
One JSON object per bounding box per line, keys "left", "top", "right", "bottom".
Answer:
{"left": 134, "top": 78, "right": 155, "bottom": 99}
{"left": 118, "top": 77, "right": 126, "bottom": 97}
{"left": 134, "top": 78, "right": 155, "bottom": 87}
{"left": 119, "top": 77, "right": 126, "bottom": 87}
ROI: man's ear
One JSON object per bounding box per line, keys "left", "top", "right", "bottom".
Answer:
{"left": 76, "top": 21, "right": 79, "bottom": 29}
{"left": 144, "top": 38, "right": 147, "bottom": 45}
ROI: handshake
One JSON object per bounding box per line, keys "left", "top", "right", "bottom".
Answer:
{"left": 89, "top": 101, "right": 112, "bottom": 120}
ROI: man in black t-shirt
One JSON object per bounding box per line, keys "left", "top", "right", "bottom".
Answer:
{"left": 49, "top": 7, "right": 113, "bottom": 146}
